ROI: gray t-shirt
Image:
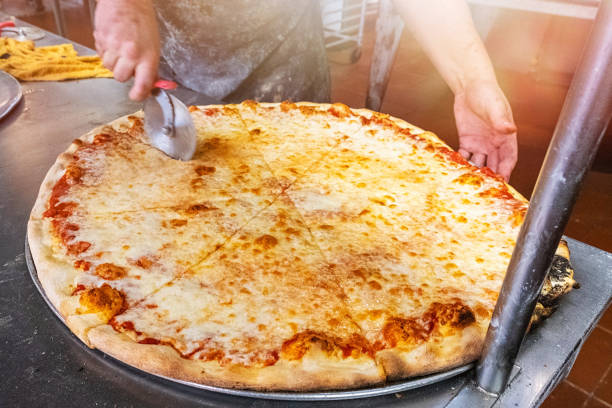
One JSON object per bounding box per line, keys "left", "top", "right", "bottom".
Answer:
{"left": 154, "top": 0, "right": 330, "bottom": 103}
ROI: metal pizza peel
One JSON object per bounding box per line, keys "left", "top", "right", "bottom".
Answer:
{"left": 144, "top": 80, "right": 196, "bottom": 161}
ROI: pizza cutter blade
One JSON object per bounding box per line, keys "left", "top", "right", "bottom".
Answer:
{"left": 144, "top": 80, "right": 196, "bottom": 161}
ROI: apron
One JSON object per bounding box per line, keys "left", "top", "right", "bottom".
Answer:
{"left": 154, "top": 0, "right": 331, "bottom": 103}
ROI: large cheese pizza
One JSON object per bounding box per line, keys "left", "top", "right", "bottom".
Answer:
{"left": 28, "top": 101, "right": 577, "bottom": 391}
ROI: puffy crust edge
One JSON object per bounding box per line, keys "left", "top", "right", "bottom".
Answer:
{"left": 27, "top": 218, "right": 108, "bottom": 346}
{"left": 377, "top": 325, "right": 485, "bottom": 380}
{"left": 87, "top": 325, "right": 385, "bottom": 391}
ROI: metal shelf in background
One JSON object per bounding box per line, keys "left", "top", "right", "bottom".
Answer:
{"left": 466, "top": 0, "right": 600, "bottom": 19}
{"left": 321, "top": 0, "right": 377, "bottom": 58}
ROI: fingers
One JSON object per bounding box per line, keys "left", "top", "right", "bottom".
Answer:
{"left": 99, "top": 47, "right": 159, "bottom": 100}
{"left": 93, "top": 31, "right": 103, "bottom": 56}
{"left": 495, "top": 117, "right": 517, "bottom": 134}
{"left": 497, "top": 151, "right": 517, "bottom": 181}
{"left": 458, "top": 148, "right": 471, "bottom": 160}
{"left": 471, "top": 153, "right": 486, "bottom": 167}
{"left": 497, "top": 134, "right": 518, "bottom": 181}
{"left": 489, "top": 107, "right": 515, "bottom": 133}
{"left": 130, "top": 61, "right": 158, "bottom": 101}
{"left": 102, "top": 50, "right": 119, "bottom": 71}
{"left": 113, "top": 57, "right": 136, "bottom": 83}
{"left": 455, "top": 81, "right": 518, "bottom": 181}
{"left": 498, "top": 160, "right": 514, "bottom": 182}
{"left": 486, "top": 94, "right": 517, "bottom": 135}
{"left": 459, "top": 146, "right": 486, "bottom": 168}
{"left": 486, "top": 150, "right": 500, "bottom": 174}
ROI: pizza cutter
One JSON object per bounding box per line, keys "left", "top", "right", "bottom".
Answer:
{"left": 144, "top": 80, "right": 197, "bottom": 161}
{"left": 0, "top": 21, "right": 46, "bottom": 41}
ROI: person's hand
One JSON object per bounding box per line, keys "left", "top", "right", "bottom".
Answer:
{"left": 94, "top": 0, "right": 160, "bottom": 101}
{"left": 454, "top": 80, "right": 517, "bottom": 181}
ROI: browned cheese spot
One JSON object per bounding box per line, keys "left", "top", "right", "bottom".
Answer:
{"left": 195, "top": 165, "right": 216, "bottom": 176}
{"left": 428, "top": 302, "right": 476, "bottom": 329}
{"left": 284, "top": 227, "right": 301, "bottom": 236}
{"left": 280, "top": 101, "right": 297, "bottom": 112}
{"left": 93, "top": 133, "right": 112, "bottom": 145}
{"left": 254, "top": 234, "right": 278, "bottom": 250}
{"left": 382, "top": 317, "right": 428, "bottom": 348}
{"left": 281, "top": 330, "right": 370, "bottom": 360}
{"left": 64, "top": 165, "right": 82, "bottom": 183}
{"left": 78, "top": 284, "right": 125, "bottom": 322}
{"left": 190, "top": 178, "right": 205, "bottom": 189}
{"left": 368, "top": 280, "right": 383, "bottom": 290}
{"left": 453, "top": 173, "right": 484, "bottom": 187}
{"left": 185, "top": 203, "right": 217, "bottom": 214}
{"left": 381, "top": 302, "right": 476, "bottom": 348}
{"left": 95, "top": 263, "right": 127, "bottom": 280}
{"left": 169, "top": 219, "right": 188, "bottom": 228}
{"left": 133, "top": 256, "right": 156, "bottom": 269}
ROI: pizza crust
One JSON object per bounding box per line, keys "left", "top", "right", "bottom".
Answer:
{"left": 87, "top": 324, "right": 385, "bottom": 391}
{"left": 377, "top": 325, "right": 485, "bottom": 380}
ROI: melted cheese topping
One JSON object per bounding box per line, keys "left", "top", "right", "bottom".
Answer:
{"left": 236, "top": 102, "right": 366, "bottom": 184}
{"left": 285, "top": 117, "right": 526, "bottom": 347}
{"left": 112, "top": 200, "right": 368, "bottom": 366}
{"left": 42, "top": 101, "right": 530, "bottom": 371}
{"left": 43, "top": 108, "right": 285, "bottom": 307}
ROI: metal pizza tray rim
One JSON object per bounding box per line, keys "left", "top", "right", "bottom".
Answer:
{"left": 0, "top": 70, "right": 22, "bottom": 120}
{"left": 24, "top": 236, "right": 473, "bottom": 401}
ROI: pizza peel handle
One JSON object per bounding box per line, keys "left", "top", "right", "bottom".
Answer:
{"left": 144, "top": 80, "right": 196, "bottom": 161}
{"left": 0, "top": 21, "right": 15, "bottom": 29}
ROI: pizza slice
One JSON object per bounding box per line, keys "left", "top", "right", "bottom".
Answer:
{"left": 85, "top": 197, "right": 384, "bottom": 390}
{"left": 235, "top": 101, "right": 365, "bottom": 187}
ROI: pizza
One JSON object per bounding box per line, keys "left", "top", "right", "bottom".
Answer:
{"left": 27, "top": 101, "right": 577, "bottom": 391}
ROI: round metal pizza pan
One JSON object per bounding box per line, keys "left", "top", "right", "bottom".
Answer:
{"left": 0, "top": 70, "right": 22, "bottom": 120}
{"left": 25, "top": 237, "right": 474, "bottom": 401}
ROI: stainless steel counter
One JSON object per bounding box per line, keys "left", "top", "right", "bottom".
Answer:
{"left": 1, "top": 14, "right": 611, "bottom": 408}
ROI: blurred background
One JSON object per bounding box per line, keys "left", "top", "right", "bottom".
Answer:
{"left": 1, "top": 0, "right": 610, "bottom": 406}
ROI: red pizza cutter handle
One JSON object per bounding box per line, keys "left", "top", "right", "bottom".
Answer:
{"left": 154, "top": 79, "right": 178, "bottom": 90}
{"left": 0, "top": 21, "right": 16, "bottom": 30}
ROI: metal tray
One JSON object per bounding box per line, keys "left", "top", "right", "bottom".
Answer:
{"left": 0, "top": 70, "right": 22, "bottom": 120}
{"left": 25, "top": 237, "right": 473, "bottom": 401}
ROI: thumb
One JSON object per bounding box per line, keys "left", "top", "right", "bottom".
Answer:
{"left": 487, "top": 99, "right": 516, "bottom": 134}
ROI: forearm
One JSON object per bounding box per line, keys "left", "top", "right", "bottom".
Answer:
{"left": 392, "top": 0, "right": 497, "bottom": 93}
